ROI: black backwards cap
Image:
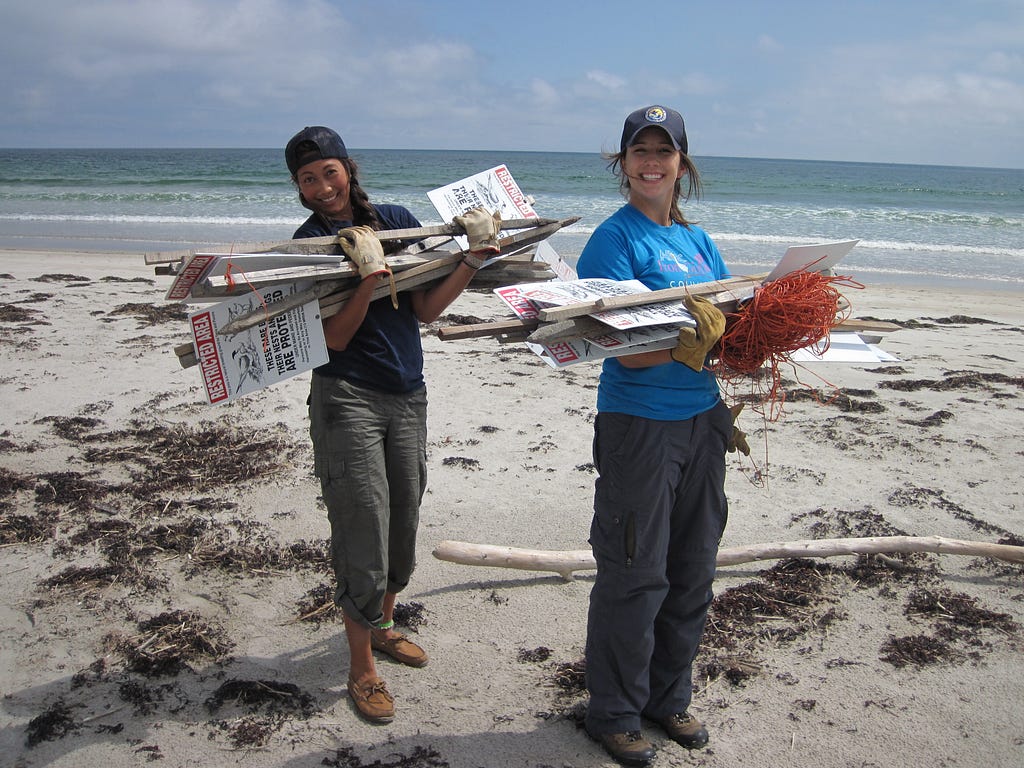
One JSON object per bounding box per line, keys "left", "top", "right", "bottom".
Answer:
{"left": 285, "top": 126, "right": 349, "bottom": 175}
{"left": 620, "top": 105, "right": 688, "bottom": 155}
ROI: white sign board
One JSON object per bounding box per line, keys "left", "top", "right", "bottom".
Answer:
{"left": 788, "top": 332, "right": 900, "bottom": 364}
{"left": 765, "top": 240, "right": 860, "bottom": 282}
{"left": 428, "top": 164, "right": 538, "bottom": 225}
{"left": 429, "top": 165, "right": 576, "bottom": 279}
{"left": 166, "top": 252, "right": 345, "bottom": 302}
{"left": 189, "top": 282, "right": 329, "bottom": 404}
{"left": 493, "top": 240, "right": 897, "bottom": 368}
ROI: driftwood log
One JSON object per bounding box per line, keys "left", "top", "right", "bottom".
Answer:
{"left": 432, "top": 536, "right": 1024, "bottom": 581}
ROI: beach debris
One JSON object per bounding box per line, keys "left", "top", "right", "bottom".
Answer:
{"left": 517, "top": 646, "right": 554, "bottom": 663}
{"left": 147, "top": 216, "right": 578, "bottom": 407}
{"left": 321, "top": 745, "right": 449, "bottom": 768}
{"left": 205, "top": 678, "right": 317, "bottom": 716}
{"left": 104, "top": 609, "right": 234, "bottom": 676}
{"left": 431, "top": 535, "right": 1024, "bottom": 581}
{"left": 436, "top": 240, "right": 909, "bottom": 426}
{"left": 879, "top": 634, "right": 961, "bottom": 668}
{"left": 204, "top": 679, "right": 319, "bottom": 748}
{"left": 24, "top": 700, "right": 81, "bottom": 747}
{"left": 439, "top": 271, "right": 898, "bottom": 368}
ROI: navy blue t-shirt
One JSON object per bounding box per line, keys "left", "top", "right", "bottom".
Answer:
{"left": 294, "top": 204, "right": 425, "bottom": 394}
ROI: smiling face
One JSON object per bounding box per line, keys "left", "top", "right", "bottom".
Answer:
{"left": 622, "top": 126, "right": 685, "bottom": 205}
{"left": 295, "top": 158, "right": 353, "bottom": 221}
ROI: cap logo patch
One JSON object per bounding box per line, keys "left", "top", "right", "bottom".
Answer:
{"left": 645, "top": 107, "right": 667, "bottom": 123}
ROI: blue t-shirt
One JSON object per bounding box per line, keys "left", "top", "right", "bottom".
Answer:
{"left": 576, "top": 204, "right": 730, "bottom": 420}
{"left": 294, "top": 204, "right": 425, "bottom": 394}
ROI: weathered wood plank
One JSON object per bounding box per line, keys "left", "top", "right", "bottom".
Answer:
{"left": 144, "top": 217, "right": 563, "bottom": 265}
{"left": 536, "top": 274, "right": 767, "bottom": 322}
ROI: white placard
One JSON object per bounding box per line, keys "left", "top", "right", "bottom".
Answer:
{"left": 189, "top": 282, "right": 329, "bottom": 404}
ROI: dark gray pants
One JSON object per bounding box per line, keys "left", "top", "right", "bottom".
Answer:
{"left": 309, "top": 373, "right": 428, "bottom": 628}
{"left": 585, "top": 401, "right": 730, "bottom": 735}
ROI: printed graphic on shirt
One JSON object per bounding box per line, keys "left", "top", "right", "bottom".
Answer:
{"left": 658, "top": 248, "right": 714, "bottom": 287}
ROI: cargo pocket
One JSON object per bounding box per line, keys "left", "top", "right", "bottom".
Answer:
{"left": 314, "top": 452, "right": 346, "bottom": 481}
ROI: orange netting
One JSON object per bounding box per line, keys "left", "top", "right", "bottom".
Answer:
{"left": 712, "top": 270, "right": 863, "bottom": 420}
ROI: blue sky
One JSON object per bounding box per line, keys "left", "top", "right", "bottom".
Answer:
{"left": 1, "top": 1, "right": 1021, "bottom": 168}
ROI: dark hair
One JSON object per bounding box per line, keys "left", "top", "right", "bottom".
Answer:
{"left": 292, "top": 156, "right": 382, "bottom": 230}
{"left": 604, "top": 149, "right": 702, "bottom": 227}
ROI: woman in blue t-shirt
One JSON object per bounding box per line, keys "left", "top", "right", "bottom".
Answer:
{"left": 575, "top": 106, "right": 734, "bottom": 765}
{"left": 285, "top": 126, "right": 498, "bottom": 724}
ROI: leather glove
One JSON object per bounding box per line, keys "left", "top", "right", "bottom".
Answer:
{"left": 727, "top": 403, "right": 750, "bottom": 456}
{"left": 453, "top": 207, "right": 502, "bottom": 255}
{"left": 338, "top": 226, "right": 390, "bottom": 281}
{"left": 671, "top": 295, "right": 726, "bottom": 372}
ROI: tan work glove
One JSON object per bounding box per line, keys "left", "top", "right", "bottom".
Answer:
{"left": 338, "top": 225, "right": 398, "bottom": 308}
{"left": 671, "top": 295, "right": 726, "bottom": 372}
{"left": 727, "top": 403, "right": 750, "bottom": 456}
{"left": 453, "top": 207, "right": 502, "bottom": 257}
{"left": 337, "top": 225, "right": 390, "bottom": 281}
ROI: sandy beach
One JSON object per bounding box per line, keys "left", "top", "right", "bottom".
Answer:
{"left": 1, "top": 249, "right": 1022, "bottom": 768}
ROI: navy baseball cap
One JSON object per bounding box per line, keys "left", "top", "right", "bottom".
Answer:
{"left": 285, "top": 126, "right": 348, "bottom": 174}
{"left": 620, "top": 105, "right": 688, "bottom": 155}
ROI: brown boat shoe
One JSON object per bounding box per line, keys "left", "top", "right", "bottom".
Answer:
{"left": 370, "top": 631, "right": 429, "bottom": 668}
{"left": 347, "top": 675, "right": 395, "bottom": 723}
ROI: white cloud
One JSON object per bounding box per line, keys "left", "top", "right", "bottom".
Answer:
{"left": 529, "top": 79, "right": 561, "bottom": 106}
{"left": 585, "top": 70, "right": 627, "bottom": 90}
{"left": 0, "top": 0, "right": 1021, "bottom": 164}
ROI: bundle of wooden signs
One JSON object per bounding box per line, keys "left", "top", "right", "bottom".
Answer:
{"left": 437, "top": 272, "right": 901, "bottom": 370}
{"left": 144, "top": 216, "right": 579, "bottom": 374}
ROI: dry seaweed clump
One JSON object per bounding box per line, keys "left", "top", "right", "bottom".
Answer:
{"left": 783, "top": 387, "right": 886, "bottom": 413}
{"left": 34, "top": 471, "right": 113, "bottom": 510}
{"left": 703, "top": 558, "right": 843, "bottom": 650}
{"left": 0, "top": 508, "right": 57, "bottom": 545}
{"left": 393, "top": 600, "right": 428, "bottom": 631}
{"left": 878, "top": 587, "right": 1019, "bottom": 669}
{"left": 105, "top": 609, "right": 234, "bottom": 676}
{"left": 205, "top": 678, "right": 319, "bottom": 747}
{"left": 907, "top": 587, "right": 1019, "bottom": 637}
{"left": 323, "top": 745, "right": 450, "bottom": 768}
{"left": 293, "top": 582, "right": 338, "bottom": 625}
{"left": 185, "top": 532, "right": 328, "bottom": 576}
{"left": 82, "top": 419, "right": 300, "bottom": 497}
{"left": 42, "top": 562, "right": 162, "bottom": 599}
{"left": 106, "top": 301, "right": 188, "bottom": 326}
{"left": 550, "top": 659, "right": 586, "bottom": 696}
{"left": 0, "top": 468, "right": 55, "bottom": 543}
{"left": 0, "top": 303, "right": 44, "bottom": 323}
{"left": 879, "top": 634, "right": 961, "bottom": 668}
{"left": 24, "top": 700, "right": 80, "bottom": 747}
{"left": 518, "top": 646, "right": 554, "bottom": 663}
{"left": 696, "top": 558, "right": 845, "bottom": 686}
{"left": 205, "top": 678, "right": 317, "bottom": 717}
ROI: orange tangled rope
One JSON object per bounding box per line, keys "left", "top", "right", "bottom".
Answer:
{"left": 712, "top": 270, "right": 862, "bottom": 418}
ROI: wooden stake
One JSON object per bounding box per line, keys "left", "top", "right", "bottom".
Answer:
{"left": 536, "top": 274, "right": 767, "bottom": 323}
{"left": 211, "top": 218, "right": 576, "bottom": 337}
{"left": 144, "top": 218, "right": 565, "bottom": 265}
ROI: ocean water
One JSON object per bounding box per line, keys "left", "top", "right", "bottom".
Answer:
{"left": 0, "top": 148, "right": 1021, "bottom": 291}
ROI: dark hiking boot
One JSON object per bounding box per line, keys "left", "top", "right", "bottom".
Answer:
{"left": 658, "top": 711, "right": 708, "bottom": 749}
{"left": 590, "top": 729, "right": 656, "bottom": 766}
